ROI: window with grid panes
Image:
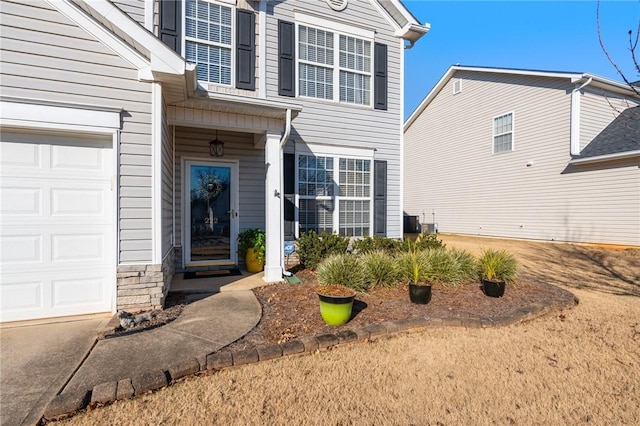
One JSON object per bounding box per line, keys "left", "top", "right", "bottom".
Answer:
{"left": 298, "top": 26, "right": 334, "bottom": 100}
{"left": 297, "top": 154, "right": 371, "bottom": 236}
{"left": 297, "top": 155, "right": 334, "bottom": 233}
{"left": 339, "top": 35, "right": 371, "bottom": 105}
{"left": 493, "top": 113, "right": 513, "bottom": 153}
{"left": 185, "top": 0, "right": 232, "bottom": 85}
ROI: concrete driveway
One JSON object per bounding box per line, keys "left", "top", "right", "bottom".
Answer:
{"left": 0, "top": 317, "right": 109, "bottom": 426}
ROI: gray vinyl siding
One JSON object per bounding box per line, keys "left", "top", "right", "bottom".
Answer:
{"left": 112, "top": 0, "right": 146, "bottom": 25}
{"left": 0, "top": 0, "right": 155, "bottom": 262}
{"left": 265, "top": 0, "right": 404, "bottom": 237}
{"left": 173, "top": 128, "right": 265, "bottom": 269}
{"left": 404, "top": 71, "right": 640, "bottom": 246}
{"left": 161, "top": 99, "right": 174, "bottom": 257}
{"left": 580, "top": 88, "right": 640, "bottom": 150}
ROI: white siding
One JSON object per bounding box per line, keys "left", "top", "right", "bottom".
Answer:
{"left": 580, "top": 88, "right": 640, "bottom": 150}
{"left": 265, "top": 0, "right": 404, "bottom": 237}
{"left": 112, "top": 0, "right": 146, "bottom": 25}
{"left": 161, "top": 99, "right": 174, "bottom": 257}
{"left": 173, "top": 128, "right": 265, "bottom": 269}
{"left": 0, "top": 0, "right": 154, "bottom": 262}
{"left": 404, "top": 71, "right": 640, "bottom": 246}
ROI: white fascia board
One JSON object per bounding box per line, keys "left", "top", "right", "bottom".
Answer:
{"left": 46, "top": 0, "right": 149, "bottom": 70}
{"left": 394, "top": 22, "right": 431, "bottom": 42}
{"left": 569, "top": 150, "right": 640, "bottom": 165}
{"left": 86, "top": 0, "right": 186, "bottom": 76}
{"left": 579, "top": 74, "right": 640, "bottom": 98}
{"left": 386, "top": 0, "right": 423, "bottom": 26}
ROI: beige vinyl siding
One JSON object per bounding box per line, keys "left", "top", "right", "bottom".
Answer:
{"left": 112, "top": 0, "right": 146, "bottom": 25}
{"left": 580, "top": 88, "right": 639, "bottom": 150}
{"left": 265, "top": 0, "right": 404, "bottom": 237}
{"left": 173, "top": 128, "right": 265, "bottom": 269}
{"left": 404, "top": 71, "right": 640, "bottom": 246}
{"left": 0, "top": 0, "right": 154, "bottom": 262}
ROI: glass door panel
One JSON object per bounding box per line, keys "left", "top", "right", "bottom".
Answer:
{"left": 186, "top": 162, "right": 235, "bottom": 265}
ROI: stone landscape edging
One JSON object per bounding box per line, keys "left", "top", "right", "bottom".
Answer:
{"left": 42, "top": 288, "right": 578, "bottom": 423}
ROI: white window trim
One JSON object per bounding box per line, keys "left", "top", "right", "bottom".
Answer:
{"left": 295, "top": 20, "right": 374, "bottom": 107}
{"left": 294, "top": 144, "right": 375, "bottom": 238}
{"left": 182, "top": 0, "right": 236, "bottom": 87}
{"left": 492, "top": 111, "right": 515, "bottom": 154}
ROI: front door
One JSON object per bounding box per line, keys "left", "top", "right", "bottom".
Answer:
{"left": 184, "top": 160, "right": 238, "bottom": 267}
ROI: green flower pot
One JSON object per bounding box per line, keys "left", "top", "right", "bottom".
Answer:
{"left": 317, "top": 292, "right": 356, "bottom": 326}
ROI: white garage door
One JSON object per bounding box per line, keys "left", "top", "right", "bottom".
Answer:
{"left": 1, "top": 131, "right": 115, "bottom": 322}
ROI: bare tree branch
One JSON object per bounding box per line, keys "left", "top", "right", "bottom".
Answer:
{"left": 597, "top": 0, "right": 640, "bottom": 95}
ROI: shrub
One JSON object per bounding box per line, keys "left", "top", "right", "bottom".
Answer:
{"left": 423, "top": 247, "right": 459, "bottom": 284}
{"left": 402, "top": 232, "right": 445, "bottom": 252}
{"left": 449, "top": 248, "right": 477, "bottom": 282}
{"left": 477, "top": 248, "right": 519, "bottom": 283}
{"left": 352, "top": 236, "right": 402, "bottom": 254}
{"left": 396, "top": 249, "right": 430, "bottom": 285}
{"left": 316, "top": 253, "right": 367, "bottom": 292}
{"left": 359, "top": 250, "right": 398, "bottom": 289}
{"left": 297, "top": 231, "right": 349, "bottom": 269}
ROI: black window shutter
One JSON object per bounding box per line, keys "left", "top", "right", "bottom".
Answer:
{"left": 374, "top": 43, "right": 388, "bottom": 110}
{"left": 373, "top": 160, "right": 387, "bottom": 236}
{"left": 159, "top": 1, "right": 181, "bottom": 54}
{"left": 236, "top": 10, "right": 256, "bottom": 90}
{"left": 283, "top": 153, "right": 296, "bottom": 240}
{"left": 278, "top": 20, "right": 295, "bottom": 97}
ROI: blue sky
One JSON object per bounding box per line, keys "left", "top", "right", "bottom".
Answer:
{"left": 403, "top": 1, "right": 639, "bottom": 119}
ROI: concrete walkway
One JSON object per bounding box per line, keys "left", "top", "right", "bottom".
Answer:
{"left": 0, "top": 272, "right": 265, "bottom": 426}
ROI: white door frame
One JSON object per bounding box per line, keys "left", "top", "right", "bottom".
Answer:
{"left": 183, "top": 158, "right": 239, "bottom": 267}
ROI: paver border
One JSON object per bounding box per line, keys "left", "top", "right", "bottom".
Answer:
{"left": 41, "top": 287, "right": 578, "bottom": 422}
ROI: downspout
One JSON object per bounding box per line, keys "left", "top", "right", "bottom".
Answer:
{"left": 279, "top": 109, "right": 292, "bottom": 276}
{"left": 570, "top": 77, "right": 592, "bottom": 155}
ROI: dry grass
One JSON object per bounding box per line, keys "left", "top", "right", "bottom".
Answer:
{"left": 60, "top": 235, "right": 640, "bottom": 426}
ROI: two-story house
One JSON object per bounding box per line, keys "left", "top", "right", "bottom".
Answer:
{"left": 404, "top": 65, "right": 640, "bottom": 247}
{"left": 0, "top": 0, "right": 429, "bottom": 322}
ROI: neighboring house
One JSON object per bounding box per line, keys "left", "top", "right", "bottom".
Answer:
{"left": 404, "top": 66, "right": 640, "bottom": 246}
{"left": 0, "top": 0, "right": 429, "bottom": 322}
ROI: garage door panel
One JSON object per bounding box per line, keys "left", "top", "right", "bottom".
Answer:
{"left": 51, "top": 143, "right": 108, "bottom": 172}
{"left": 52, "top": 233, "right": 106, "bottom": 262}
{"left": 52, "top": 187, "right": 107, "bottom": 216}
{"left": 0, "top": 280, "right": 44, "bottom": 313}
{"left": 0, "top": 186, "right": 41, "bottom": 216}
{"left": 52, "top": 275, "right": 108, "bottom": 308}
{"left": 0, "top": 140, "right": 41, "bottom": 168}
{"left": 0, "top": 235, "right": 42, "bottom": 264}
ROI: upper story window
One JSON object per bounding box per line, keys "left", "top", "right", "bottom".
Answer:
{"left": 185, "top": 0, "right": 233, "bottom": 85}
{"left": 339, "top": 35, "right": 371, "bottom": 105}
{"left": 493, "top": 112, "right": 514, "bottom": 153}
{"left": 297, "top": 24, "right": 372, "bottom": 106}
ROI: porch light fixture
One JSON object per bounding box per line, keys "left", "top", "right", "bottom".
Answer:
{"left": 209, "top": 130, "right": 224, "bottom": 157}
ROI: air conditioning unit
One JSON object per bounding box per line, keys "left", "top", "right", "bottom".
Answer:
{"left": 422, "top": 223, "right": 438, "bottom": 234}
{"left": 403, "top": 216, "right": 421, "bottom": 233}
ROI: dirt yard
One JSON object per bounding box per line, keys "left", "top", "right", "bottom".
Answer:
{"left": 59, "top": 235, "right": 639, "bottom": 425}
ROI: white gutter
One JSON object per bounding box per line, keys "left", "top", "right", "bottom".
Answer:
{"left": 570, "top": 76, "right": 592, "bottom": 155}
{"left": 279, "top": 109, "right": 293, "bottom": 276}
{"left": 569, "top": 149, "right": 640, "bottom": 165}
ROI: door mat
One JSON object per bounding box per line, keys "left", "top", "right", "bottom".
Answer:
{"left": 284, "top": 274, "right": 302, "bottom": 284}
{"left": 183, "top": 269, "right": 242, "bottom": 279}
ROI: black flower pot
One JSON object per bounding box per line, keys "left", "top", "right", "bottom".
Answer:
{"left": 409, "top": 283, "right": 432, "bottom": 304}
{"left": 482, "top": 279, "right": 506, "bottom": 297}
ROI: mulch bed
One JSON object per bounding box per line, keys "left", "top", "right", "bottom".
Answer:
{"left": 225, "top": 270, "right": 572, "bottom": 351}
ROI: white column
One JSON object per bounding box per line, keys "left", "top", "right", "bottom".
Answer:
{"left": 264, "top": 132, "right": 283, "bottom": 282}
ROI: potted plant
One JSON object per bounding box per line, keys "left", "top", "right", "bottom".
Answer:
{"left": 398, "top": 238, "right": 431, "bottom": 304}
{"left": 237, "top": 228, "right": 266, "bottom": 273}
{"left": 315, "top": 254, "right": 364, "bottom": 326}
{"left": 477, "top": 248, "right": 518, "bottom": 297}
